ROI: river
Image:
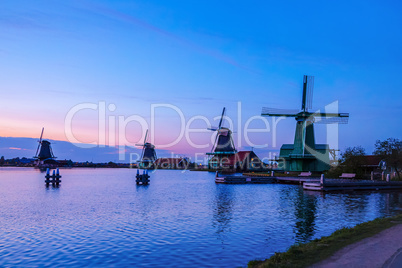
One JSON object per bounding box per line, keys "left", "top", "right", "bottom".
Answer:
{"left": 0, "top": 167, "right": 401, "bottom": 267}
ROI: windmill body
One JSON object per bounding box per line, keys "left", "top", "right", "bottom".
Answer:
{"left": 37, "top": 140, "right": 55, "bottom": 160}
{"left": 34, "top": 128, "right": 57, "bottom": 167}
{"left": 140, "top": 143, "right": 157, "bottom": 169}
{"left": 261, "top": 75, "right": 349, "bottom": 172}
{"left": 207, "top": 108, "right": 237, "bottom": 169}
{"left": 136, "top": 130, "right": 157, "bottom": 169}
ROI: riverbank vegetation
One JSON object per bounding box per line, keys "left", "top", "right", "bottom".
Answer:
{"left": 248, "top": 213, "right": 402, "bottom": 268}
{"left": 326, "top": 137, "right": 402, "bottom": 180}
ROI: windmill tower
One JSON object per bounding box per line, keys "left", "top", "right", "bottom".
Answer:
{"left": 206, "top": 107, "right": 237, "bottom": 169}
{"left": 261, "top": 75, "right": 349, "bottom": 172}
{"left": 34, "top": 128, "right": 56, "bottom": 166}
{"left": 136, "top": 129, "right": 157, "bottom": 169}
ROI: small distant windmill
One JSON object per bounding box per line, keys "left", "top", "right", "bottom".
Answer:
{"left": 136, "top": 129, "right": 157, "bottom": 169}
{"left": 206, "top": 107, "right": 236, "bottom": 169}
{"left": 261, "top": 75, "right": 349, "bottom": 172}
{"left": 34, "top": 127, "right": 56, "bottom": 166}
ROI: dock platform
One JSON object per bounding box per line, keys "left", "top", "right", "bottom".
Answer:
{"left": 303, "top": 179, "right": 402, "bottom": 191}
{"left": 274, "top": 176, "right": 320, "bottom": 184}
{"left": 216, "top": 172, "right": 402, "bottom": 191}
{"left": 216, "top": 174, "right": 321, "bottom": 185}
{"left": 215, "top": 173, "right": 275, "bottom": 184}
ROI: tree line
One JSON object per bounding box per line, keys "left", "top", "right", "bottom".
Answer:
{"left": 326, "top": 138, "right": 402, "bottom": 179}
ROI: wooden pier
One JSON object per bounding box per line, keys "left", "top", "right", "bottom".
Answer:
{"left": 303, "top": 179, "right": 402, "bottom": 191}
{"left": 45, "top": 168, "right": 61, "bottom": 185}
{"left": 136, "top": 169, "right": 150, "bottom": 185}
{"left": 215, "top": 175, "right": 318, "bottom": 185}
{"left": 274, "top": 177, "right": 320, "bottom": 184}
{"left": 216, "top": 172, "right": 402, "bottom": 191}
{"left": 215, "top": 172, "right": 275, "bottom": 184}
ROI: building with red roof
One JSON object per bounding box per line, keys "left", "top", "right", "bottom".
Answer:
{"left": 209, "top": 151, "right": 265, "bottom": 172}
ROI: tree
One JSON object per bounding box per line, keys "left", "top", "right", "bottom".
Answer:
{"left": 107, "top": 161, "right": 117, "bottom": 167}
{"left": 339, "top": 146, "right": 367, "bottom": 177}
{"left": 341, "top": 146, "right": 366, "bottom": 162}
{"left": 373, "top": 138, "right": 402, "bottom": 179}
{"left": 0, "top": 156, "right": 4, "bottom": 166}
{"left": 325, "top": 146, "right": 367, "bottom": 178}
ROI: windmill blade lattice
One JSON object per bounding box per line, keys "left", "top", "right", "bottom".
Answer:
{"left": 143, "top": 130, "right": 148, "bottom": 145}
{"left": 261, "top": 107, "right": 300, "bottom": 116}
{"left": 314, "top": 115, "right": 349, "bottom": 124}
{"left": 35, "top": 127, "right": 44, "bottom": 157}
{"left": 210, "top": 107, "right": 226, "bottom": 152}
{"left": 211, "top": 132, "right": 219, "bottom": 153}
{"left": 305, "top": 75, "right": 314, "bottom": 110}
{"left": 218, "top": 107, "right": 226, "bottom": 129}
{"left": 301, "top": 75, "right": 314, "bottom": 111}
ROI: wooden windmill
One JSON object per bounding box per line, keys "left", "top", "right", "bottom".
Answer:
{"left": 34, "top": 127, "right": 56, "bottom": 166}
{"left": 261, "top": 75, "right": 349, "bottom": 172}
{"left": 136, "top": 129, "right": 157, "bottom": 169}
{"left": 206, "top": 107, "right": 237, "bottom": 169}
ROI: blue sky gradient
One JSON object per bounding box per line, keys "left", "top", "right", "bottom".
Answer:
{"left": 1, "top": 0, "right": 401, "bottom": 161}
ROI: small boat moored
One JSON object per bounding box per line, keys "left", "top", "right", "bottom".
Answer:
{"left": 215, "top": 172, "right": 275, "bottom": 184}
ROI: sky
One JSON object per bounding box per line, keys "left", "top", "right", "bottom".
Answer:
{"left": 1, "top": 0, "right": 401, "bottom": 162}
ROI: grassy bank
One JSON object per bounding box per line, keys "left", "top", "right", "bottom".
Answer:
{"left": 248, "top": 213, "right": 402, "bottom": 268}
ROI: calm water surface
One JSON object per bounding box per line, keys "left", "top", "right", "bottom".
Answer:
{"left": 1, "top": 167, "right": 402, "bottom": 267}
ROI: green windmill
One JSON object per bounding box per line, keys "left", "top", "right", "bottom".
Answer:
{"left": 261, "top": 75, "right": 349, "bottom": 172}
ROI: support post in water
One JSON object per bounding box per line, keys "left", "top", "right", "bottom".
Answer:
{"left": 136, "top": 169, "right": 150, "bottom": 185}
{"left": 45, "top": 168, "right": 62, "bottom": 186}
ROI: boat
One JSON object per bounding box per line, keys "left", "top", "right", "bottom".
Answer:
{"left": 214, "top": 171, "right": 275, "bottom": 184}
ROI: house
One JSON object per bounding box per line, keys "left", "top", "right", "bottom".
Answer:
{"left": 211, "top": 151, "right": 265, "bottom": 172}
{"left": 360, "top": 155, "right": 395, "bottom": 175}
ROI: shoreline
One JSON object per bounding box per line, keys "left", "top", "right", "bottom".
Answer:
{"left": 248, "top": 213, "right": 402, "bottom": 268}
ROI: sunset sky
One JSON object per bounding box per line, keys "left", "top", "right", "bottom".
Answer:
{"left": 1, "top": 0, "right": 401, "bottom": 162}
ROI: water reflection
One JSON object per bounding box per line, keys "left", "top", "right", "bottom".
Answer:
{"left": 212, "top": 185, "right": 234, "bottom": 235}
{"left": 277, "top": 186, "right": 318, "bottom": 242}
{"left": 342, "top": 193, "right": 370, "bottom": 218}
{"left": 1, "top": 168, "right": 402, "bottom": 268}
{"left": 45, "top": 184, "right": 60, "bottom": 190}
{"left": 293, "top": 189, "right": 317, "bottom": 242}
{"left": 378, "top": 192, "right": 402, "bottom": 216}
{"left": 291, "top": 190, "right": 402, "bottom": 242}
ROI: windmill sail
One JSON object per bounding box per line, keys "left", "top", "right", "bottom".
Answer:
{"left": 261, "top": 107, "right": 300, "bottom": 117}
{"left": 314, "top": 112, "right": 349, "bottom": 124}
{"left": 34, "top": 128, "right": 57, "bottom": 169}
{"left": 302, "top": 75, "right": 314, "bottom": 111}
{"left": 207, "top": 108, "right": 236, "bottom": 169}
{"left": 261, "top": 75, "right": 349, "bottom": 172}
{"left": 35, "top": 127, "right": 44, "bottom": 157}
{"left": 34, "top": 128, "right": 56, "bottom": 160}
{"left": 135, "top": 129, "right": 157, "bottom": 169}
